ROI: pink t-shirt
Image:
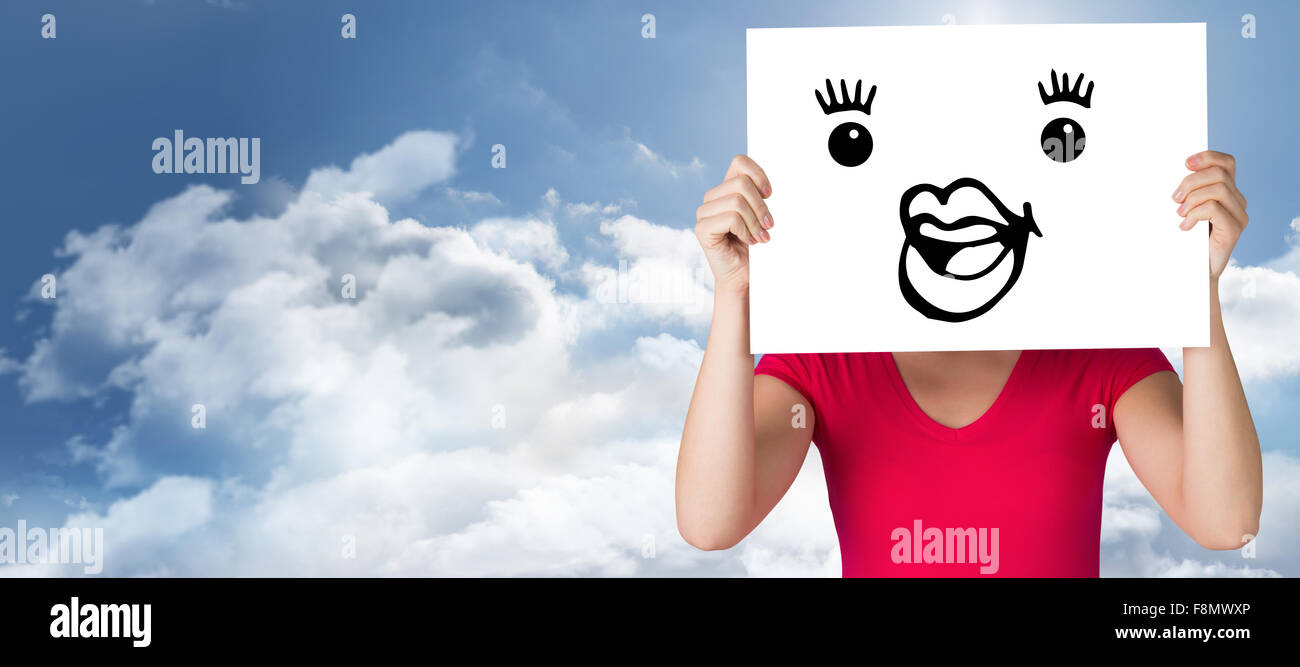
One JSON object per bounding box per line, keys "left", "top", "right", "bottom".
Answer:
{"left": 754, "top": 348, "right": 1174, "bottom": 577}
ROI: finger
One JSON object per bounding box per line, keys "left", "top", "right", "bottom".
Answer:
{"left": 696, "top": 202, "right": 759, "bottom": 247}
{"left": 697, "top": 211, "right": 757, "bottom": 246}
{"left": 697, "top": 195, "right": 766, "bottom": 243}
{"left": 1186, "top": 151, "right": 1236, "bottom": 180}
{"left": 1172, "top": 166, "right": 1246, "bottom": 209}
{"left": 723, "top": 154, "right": 773, "bottom": 198}
{"left": 1177, "top": 182, "right": 1247, "bottom": 226}
{"left": 1179, "top": 200, "right": 1241, "bottom": 233}
{"left": 704, "top": 176, "right": 774, "bottom": 229}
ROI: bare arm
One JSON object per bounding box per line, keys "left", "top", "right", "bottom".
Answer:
{"left": 1115, "top": 150, "right": 1262, "bottom": 550}
{"left": 676, "top": 155, "right": 815, "bottom": 550}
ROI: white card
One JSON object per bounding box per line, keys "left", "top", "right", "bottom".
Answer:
{"left": 747, "top": 23, "right": 1208, "bottom": 353}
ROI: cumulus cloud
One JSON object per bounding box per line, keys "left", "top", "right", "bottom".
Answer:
{"left": 1264, "top": 217, "right": 1300, "bottom": 274}
{"left": 580, "top": 215, "right": 714, "bottom": 328}
{"left": 1167, "top": 217, "right": 1300, "bottom": 383}
{"left": 303, "top": 130, "right": 458, "bottom": 203}
{"left": 4, "top": 129, "right": 730, "bottom": 576}
{"left": 1197, "top": 219, "right": 1300, "bottom": 383}
{"left": 1156, "top": 221, "right": 1300, "bottom": 384}
{"left": 537, "top": 187, "right": 627, "bottom": 220}
{"left": 471, "top": 217, "right": 569, "bottom": 272}
{"left": 6, "top": 129, "right": 1299, "bottom": 579}
{"left": 1215, "top": 264, "right": 1300, "bottom": 381}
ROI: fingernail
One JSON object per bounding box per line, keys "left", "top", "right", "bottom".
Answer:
{"left": 1172, "top": 189, "right": 1183, "bottom": 202}
{"left": 1177, "top": 202, "right": 1186, "bottom": 215}
{"left": 763, "top": 214, "right": 773, "bottom": 229}
{"left": 762, "top": 185, "right": 772, "bottom": 197}
{"left": 760, "top": 229, "right": 770, "bottom": 242}
{"left": 1187, "top": 155, "right": 1198, "bottom": 168}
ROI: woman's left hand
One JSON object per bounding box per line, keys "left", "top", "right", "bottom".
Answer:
{"left": 1173, "top": 150, "right": 1248, "bottom": 281}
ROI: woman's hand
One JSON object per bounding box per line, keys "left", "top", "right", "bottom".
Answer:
{"left": 695, "top": 155, "right": 774, "bottom": 294}
{"left": 1173, "top": 150, "right": 1248, "bottom": 281}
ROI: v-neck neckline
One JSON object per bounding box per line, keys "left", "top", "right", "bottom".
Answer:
{"left": 884, "top": 350, "right": 1033, "bottom": 442}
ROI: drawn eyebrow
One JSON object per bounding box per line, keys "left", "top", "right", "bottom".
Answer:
{"left": 816, "top": 78, "right": 877, "bottom": 115}
{"left": 1038, "top": 69, "right": 1093, "bottom": 108}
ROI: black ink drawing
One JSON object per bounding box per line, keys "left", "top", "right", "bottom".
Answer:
{"left": 813, "top": 71, "right": 1093, "bottom": 321}
{"left": 816, "top": 78, "right": 876, "bottom": 167}
{"left": 1039, "top": 69, "right": 1093, "bottom": 164}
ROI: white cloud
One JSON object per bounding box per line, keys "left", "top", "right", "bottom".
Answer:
{"left": 75, "top": 477, "right": 214, "bottom": 545}
{"left": 1216, "top": 263, "right": 1300, "bottom": 381}
{"left": 1263, "top": 217, "right": 1300, "bottom": 274}
{"left": 580, "top": 215, "right": 714, "bottom": 327}
{"left": 1203, "top": 216, "right": 1300, "bottom": 382}
{"left": 1160, "top": 222, "right": 1300, "bottom": 383}
{"left": 8, "top": 130, "right": 725, "bottom": 576}
{"left": 2, "top": 476, "right": 213, "bottom": 577}
{"left": 538, "top": 187, "right": 625, "bottom": 219}
{"left": 444, "top": 187, "right": 501, "bottom": 206}
{"left": 471, "top": 217, "right": 569, "bottom": 271}
{"left": 303, "top": 130, "right": 458, "bottom": 203}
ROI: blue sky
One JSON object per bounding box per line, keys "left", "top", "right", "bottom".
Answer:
{"left": 0, "top": 0, "right": 1297, "bottom": 576}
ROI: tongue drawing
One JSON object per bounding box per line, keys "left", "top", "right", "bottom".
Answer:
{"left": 907, "top": 215, "right": 1009, "bottom": 278}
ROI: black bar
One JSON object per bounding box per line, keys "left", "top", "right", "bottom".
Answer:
{"left": 0, "top": 577, "right": 1291, "bottom": 654}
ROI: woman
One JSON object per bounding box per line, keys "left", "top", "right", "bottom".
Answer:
{"left": 676, "top": 152, "right": 1261, "bottom": 576}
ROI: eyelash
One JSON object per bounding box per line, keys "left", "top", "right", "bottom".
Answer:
{"left": 815, "top": 78, "right": 877, "bottom": 115}
{"left": 1038, "top": 69, "right": 1093, "bottom": 108}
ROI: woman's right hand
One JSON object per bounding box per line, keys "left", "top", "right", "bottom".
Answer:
{"left": 694, "top": 155, "right": 774, "bottom": 294}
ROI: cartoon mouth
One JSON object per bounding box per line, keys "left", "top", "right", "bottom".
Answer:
{"left": 897, "top": 178, "right": 1042, "bottom": 322}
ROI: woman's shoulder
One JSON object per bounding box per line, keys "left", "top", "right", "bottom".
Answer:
{"left": 1026, "top": 348, "right": 1176, "bottom": 405}
{"left": 754, "top": 351, "right": 893, "bottom": 394}
{"left": 1031, "top": 347, "right": 1173, "bottom": 374}
{"left": 755, "top": 352, "right": 895, "bottom": 418}
{"left": 757, "top": 351, "right": 892, "bottom": 376}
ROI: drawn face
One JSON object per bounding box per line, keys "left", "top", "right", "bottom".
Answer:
{"left": 816, "top": 69, "right": 1094, "bottom": 321}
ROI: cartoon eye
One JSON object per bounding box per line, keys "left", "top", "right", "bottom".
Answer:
{"left": 828, "top": 121, "right": 873, "bottom": 167}
{"left": 1040, "top": 117, "right": 1085, "bottom": 163}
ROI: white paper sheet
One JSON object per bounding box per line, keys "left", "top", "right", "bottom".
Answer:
{"left": 747, "top": 23, "right": 1208, "bottom": 353}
